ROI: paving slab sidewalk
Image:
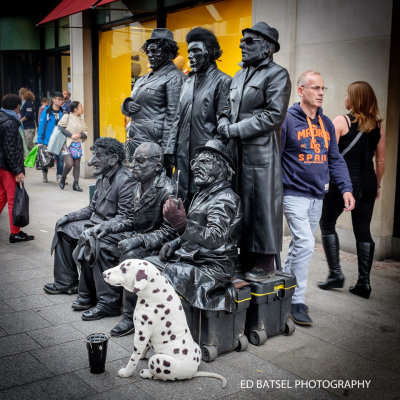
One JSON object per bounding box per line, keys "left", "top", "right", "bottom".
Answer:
{"left": 0, "top": 168, "right": 399, "bottom": 399}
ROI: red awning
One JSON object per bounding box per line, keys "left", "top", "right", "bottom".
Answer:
{"left": 96, "top": 0, "right": 118, "bottom": 5}
{"left": 38, "top": 0, "right": 100, "bottom": 25}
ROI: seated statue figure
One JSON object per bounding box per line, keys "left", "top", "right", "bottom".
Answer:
{"left": 43, "top": 138, "right": 135, "bottom": 297}
{"left": 74, "top": 142, "right": 177, "bottom": 323}
{"left": 148, "top": 139, "right": 242, "bottom": 312}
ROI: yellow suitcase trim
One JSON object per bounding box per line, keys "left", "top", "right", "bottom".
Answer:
{"left": 250, "top": 284, "right": 297, "bottom": 297}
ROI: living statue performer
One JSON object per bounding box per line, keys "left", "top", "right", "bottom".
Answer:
{"left": 165, "top": 27, "right": 231, "bottom": 198}
{"left": 121, "top": 28, "right": 186, "bottom": 172}
{"left": 43, "top": 138, "right": 135, "bottom": 299}
{"left": 217, "top": 22, "right": 291, "bottom": 282}
{"left": 73, "top": 143, "right": 177, "bottom": 322}
{"left": 147, "top": 139, "right": 242, "bottom": 312}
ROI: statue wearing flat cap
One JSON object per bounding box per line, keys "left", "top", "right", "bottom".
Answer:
{"left": 217, "top": 21, "right": 291, "bottom": 282}
{"left": 121, "top": 28, "right": 186, "bottom": 173}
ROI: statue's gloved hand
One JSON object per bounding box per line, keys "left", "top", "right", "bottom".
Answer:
{"left": 127, "top": 101, "right": 141, "bottom": 114}
{"left": 91, "top": 223, "right": 112, "bottom": 239}
{"left": 55, "top": 215, "right": 69, "bottom": 231}
{"left": 78, "top": 227, "right": 94, "bottom": 246}
{"left": 118, "top": 235, "right": 144, "bottom": 255}
{"left": 163, "top": 196, "right": 187, "bottom": 234}
{"left": 216, "top": 119, "right": 230, "bottom": 144}
{"left": 159, "top": 243, "right": 174, "bottom": 261}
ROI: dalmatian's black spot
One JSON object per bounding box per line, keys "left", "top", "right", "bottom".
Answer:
{"left": 148, "top": 321, "right": 153, "bottom": 325}
{"left": 165, "top": 309, "right": 170, "bottom": 315}
{"left": 163, "top": 341, "right": 168, "bottom": 344}
{"left": 182, "top": 339, "right": 185, "bottom": 344}
{"left": 161, "top": 331, "right": 165, "bottom": 336}
{"left": 164, "top": 369, "right": 171, "bottom": 374}
{"left": 136, "top": 269, "right": 147, "bottom": 281}
{"left": 182, "top": 349, "right": 188, "bottom": 355}
{"left": 174, "top": 348, "right": 179, "bottom": 354}
{"left": 150, "top": 278, "right": 155, "bottom": 282}
{"left": 163, "top": 289, "right": 167, "bottom": 292}
{"left": 154, "top": 309, "right": 158, "bottom": 314}
{"left": 194, "top": 348, "right": 197, "bottom": 353}
{"left": 163, "top": 360, "right": 170, "bottom": 367}
{"left": 161, "top": 317, "right": 165, "bottom": 320}
{"left": 150, "top": 364, "right": 154, "bottom": 369}
{"left": 145, "top": 304, "right": 149, "bottom": 307}
{"left": 139, "top": 331, "right": 143, "bottom": 335}
{"left": 133, "top": 288, "right": 140, "bottom": 293}
{"left": 167, "top": 295, "right": 173, "bottom": 301}
{"left": 130, "top": 357, "right": 135, "bottom": 361}
{"left": 167, "top": 330, "right": 171, "bottom": 335}
{"left": 134, "top": 346, "right": 137, "bottom": 352}
{"left": 196, "top": 357, "right": 199, "bottom": 362}
{"left": 156, "top": 358, "right": 160, "bottom": 364}
{"left": 157, "top": 304, "right": 165, "bottom": 308}
{"left": 166, "top": 321, "right": 171, "bottom": 327}
{"left": 165, "top": 280, "right": 169, "bottom": 284}
{"left": 156, "top": 367, "right": 161, "bottom": 373}
{"left": 139, "top": 336, "right": 145, "bottom": 341}
{"left": 193, "top": 357, "right": 196, "bottom": 361}
{"left": 141, "top": 321, "right": 144, "bottom": 325}
{"left": 153, "top": 289, "right": 160, "bottom": 293}
{"left": 179, "top": 305, "right": 182, "bottom": 310}
{"left": 185, "top": 329, "right": 188, "bottom": 333}
{"left": 143, "top": 262, "right": 148, "bottom": 266}
{"left": 142, "top": 314, "right": 148, "bottom": 321}
{"left": 170, "top": 334, "right": 176, "bottom": 340}
{"left": 121, "top": 263, "right": 125, "bottom": 267}
{"left": 140, "top": 299, "right": 145, "bottom": 304}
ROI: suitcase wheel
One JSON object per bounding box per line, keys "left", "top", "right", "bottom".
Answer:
{"left": 201, "top": 345, "right": 218, "bottom": 362}
{"left": 236, "top": 334, "right": 249, "bottom": 352}
{"left": 249, "top": 329, "right": 267, "bottom": 346}
{"left": 283, "top": 319, "right": 296, "bottom": 336}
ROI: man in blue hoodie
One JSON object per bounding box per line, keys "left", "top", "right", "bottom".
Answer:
{"left": 281, "top": 70, "right": 355, "bottom": 326}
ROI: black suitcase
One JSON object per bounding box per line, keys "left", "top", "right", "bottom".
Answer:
{"left": 182, "top": 285, "right": 251, "bottom": 362}
{"left": 245, "top": 271, "right": 296, "bottom": 345}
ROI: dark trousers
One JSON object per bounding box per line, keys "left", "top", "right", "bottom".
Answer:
{"left": 320, "top": 185, "right": 375, "bottom": 243}
{"left": 53, "top": 232, "right": 79, "bottom": 289}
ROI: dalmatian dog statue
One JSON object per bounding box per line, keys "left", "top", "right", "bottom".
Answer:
{"left": 103, "top": 259, "right": 227, "bottom": 388}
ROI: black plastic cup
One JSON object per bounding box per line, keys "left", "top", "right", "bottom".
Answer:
{"left": 85, "top": 333, "right": 109, "bottom": 374}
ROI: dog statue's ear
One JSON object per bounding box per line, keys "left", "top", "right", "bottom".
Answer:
{"left": 132, "top": 265, "right": 149, "bottom": 294}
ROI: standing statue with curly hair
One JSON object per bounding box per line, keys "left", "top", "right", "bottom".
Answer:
{"left": 165, "top": 27, "right": 232, "bottom": 199}
{"left": 121, "top": 28, "right": 186, "bottom": 175}
{"left": 43, "top": 138, "right": 136, "bottom": 321}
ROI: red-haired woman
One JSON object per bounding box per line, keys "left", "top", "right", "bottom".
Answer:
{"left": 318, "top": 81, "right": 385, "bottom": 299}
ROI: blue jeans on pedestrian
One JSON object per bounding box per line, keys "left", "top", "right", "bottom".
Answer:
{"left": 283, "top": 195, "right": 323, "bottom": 305}
{"left": 55, "top": 152, "right": 63, "bottom": 176}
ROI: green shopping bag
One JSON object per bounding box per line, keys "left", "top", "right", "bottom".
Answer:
{"left": 24, "top": 145, "right": 39, "bottom": 168}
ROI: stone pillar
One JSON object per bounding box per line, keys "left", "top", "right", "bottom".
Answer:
{"left": 69, "top": 12, "right": 94, "bottom": 178}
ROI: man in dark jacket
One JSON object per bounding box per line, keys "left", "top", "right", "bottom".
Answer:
{"left": 75, "top": 142, "right": 177, "bottom": 323}
{"left": 165, "top": 27, "right": 231, "bottom": 198}
{"left": 43, "top": 138, "right": 135, "bottom": 306}
{"left": 121, "top": 28, "right": 185, "bottom": 171}
{"left": 0, "top": 94, "right": 34, "bottom": 243}
{"left": 149, "top": 140, "right": 242, "bottom": 312}
{"left": 217, "top": 22, "right": 291, "bottom": 282}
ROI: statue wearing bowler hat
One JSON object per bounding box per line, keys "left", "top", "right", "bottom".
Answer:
{"left": 121, "top": 28, "right": 186, "bottom": 173}
{"left": 217, "top": 22, "right": 291, "bottom": 282}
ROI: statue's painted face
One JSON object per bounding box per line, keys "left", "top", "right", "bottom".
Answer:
{"left": 88, "top": 147, "right": 118, "bottom": 178}
{"left": 191, "top": 151, "right": 224, "bottom": 188}
{"left": 239, "top": 31, "right": 266, "bottom": 65}
{"left": 188, "top": 41, "right": 209, "bottom": 73}
{"left": 145, "top": 42, "right": 170, "bottom": 71}
{"left": 131, "top": 144, "right": 162, "bottom": 184}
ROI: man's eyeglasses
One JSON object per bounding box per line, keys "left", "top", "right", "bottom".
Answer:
{"left": 131, "top": 155, "right": 161, "bottom": 164}
{"left": 240, "top": 37, "right": 263, "bottom": 45}
{"left": 302, "top": 86, "right": 328, "bottom": 92}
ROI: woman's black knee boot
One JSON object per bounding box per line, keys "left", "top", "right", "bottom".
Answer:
{"left": 73, "top": 181, "right": 82, "bottom": 192}
{"left": 318, "top": 233, "right": 345, "bottom": 290}
{"left": 349, "top": 242, "right": 374, "bottom": 299}
{"left": 59, "top": 176, "right": 66, "bottom": 190}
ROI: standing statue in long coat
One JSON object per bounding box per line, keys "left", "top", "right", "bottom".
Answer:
{"left": 165, "top": 27, "right": 231, "bottom": 198}
{"left": 217, "top": 22, "right": 291, "bottom": 282}
{"left": 121, "top": 28, "right": 186, "bottom": 173}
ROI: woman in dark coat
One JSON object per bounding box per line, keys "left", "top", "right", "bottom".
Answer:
{"left": 217, "top": 22, "right": 291, "bottom": 282}
{"left": 165, "top": 27, "right": 231, "bottom": 197}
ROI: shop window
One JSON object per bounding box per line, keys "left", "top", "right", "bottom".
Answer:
{"left": 98, "top": 20, "right": 156, "bottom": 142}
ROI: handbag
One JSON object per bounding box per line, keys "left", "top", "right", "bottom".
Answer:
{"left": 37, "top": 144, "right": 54, "bottom": 168}
{"left": 24, "top": 145, "right": 39, "bottom": 168}
{"left": 12, "top": 182, "right": 29, "bottom": 227}
{"left": 47, "top": 125, "right": 66, "bottom": 155}
{"left": 69, "top": 141, "right": 82, "bottom": 159}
